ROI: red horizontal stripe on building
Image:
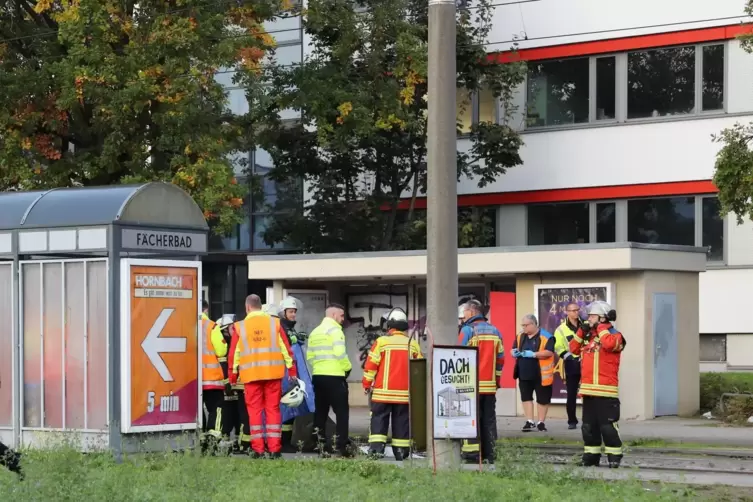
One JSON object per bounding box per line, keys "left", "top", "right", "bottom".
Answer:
{"left": 386, "top": 180, "right": 718, "bottom": 210}
{"left": 490, "top": 23, "right": 753, "bottom": 63}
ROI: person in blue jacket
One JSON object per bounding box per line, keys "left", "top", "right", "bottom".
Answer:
{"left": 276, "top": 298, "right": 315, "bottom": 453}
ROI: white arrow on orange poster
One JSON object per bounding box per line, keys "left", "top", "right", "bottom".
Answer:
{"left": 141, "top": 308, "right": 187, "bottom": 382}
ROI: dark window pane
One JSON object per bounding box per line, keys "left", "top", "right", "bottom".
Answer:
{"left": 702, "top": 197, "right": 724, "bottom": 261}
{"left": 458, "top": 207, "right": 497, "bottom": 248}
{"left": 252, "top": 215, "right": 295, "bottom": 251}
{"left": 596, "top": 202, "right": 616, "bottom": 243}
{"left": 527, "top": 58, "right": 589, "bottom": 127}
{"left": 528, "top": 203, "right": 589, "bottom": 245}
{"left": 627, "top": 197, "right": 695, "bottom": 245}
{"left": 699, "top": 334, "right": 726, "bottom": 362}
{"left": 595, "top": 57, "right": 616, "bottom": 120}
{"left": 627, "top": 46, "right": 696, "bottom": 119}
{"left": 702, "top": 44, "right": 724, "bottom": 111}
{"left": 457, "top": 88, "right": 472, "bottom": 134}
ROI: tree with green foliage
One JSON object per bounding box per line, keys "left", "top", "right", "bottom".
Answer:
{"left": 0, "top": 0, "right": 284, "bottom": 234}
{"left": 256, "top": 0, "right": 525, "bottom": 252}
{"left": 713, "top": 1, "right": 753, "bottom": 225}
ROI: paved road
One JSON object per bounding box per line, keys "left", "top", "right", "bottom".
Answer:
{"left": 344, "top": 407, "right": 753, "bottom": 447}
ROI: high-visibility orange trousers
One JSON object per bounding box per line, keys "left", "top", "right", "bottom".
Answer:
{"left": 244, "top": 380, "right": 283, "bottom": 454}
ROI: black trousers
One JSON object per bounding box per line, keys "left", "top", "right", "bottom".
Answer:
{"left": 202, "top": 389, "right": 225, "bottom": 438}
{"left": 222, "top": 389, "right": 250, "bottom": 450}
{"left": 581, "top": 396, "right": 622, "bottom": 466}
{"left": 565, "top": 373, "right": 581, "bottom": 425}
{"left": 461, "top": 394, "right": 497, "bottom": 464}
{"left": 282, "top": 418, "right": 296, "bottom": 451}
{"left": 0, "top": 441, "right": 22, "bottom": 476}
{"left": 368, "top": 402, "right": 410, "bottom": 459}
{"left": 312, "top": 375, "right": 349, "bottom": 452}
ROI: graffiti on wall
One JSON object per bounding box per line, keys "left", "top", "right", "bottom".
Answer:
{"left": 344, "top": 293, "right": 409, "bottom": 378}
{"left": 341, "top": 286, "right": 487, "bottom": 382}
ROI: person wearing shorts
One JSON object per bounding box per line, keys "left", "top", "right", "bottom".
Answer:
{"left": 512, "top": 314, "right": 556, "bottom": 432}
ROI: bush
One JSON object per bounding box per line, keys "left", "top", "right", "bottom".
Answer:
{"left": 700, "top": 372, "right": 753, "bottom": 424}
{"left": 0, "top": 445, "right": 691, "bottom": 501}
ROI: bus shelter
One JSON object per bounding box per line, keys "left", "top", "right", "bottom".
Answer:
{"left": 0, "top": 182, "right": 208, "bottom": 455}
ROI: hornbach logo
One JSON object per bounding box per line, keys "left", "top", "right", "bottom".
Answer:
{"left": 136, "top": 232, "right": 192, "bottom": 249}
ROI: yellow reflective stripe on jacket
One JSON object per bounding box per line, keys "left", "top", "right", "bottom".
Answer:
{"left": 579, "top": 383, "right": 619, "bottom": 397}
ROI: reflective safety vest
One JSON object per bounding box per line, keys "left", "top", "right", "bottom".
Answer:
{"left": 362, "top": 331, "right": 423, "bottom": 403}
{"left": 201, "top": 317, "right": 225, "bottom": 390}
{"left": 233, "top": 312, "right": 291, "bottom": 383}
{"left": 307, "top": 317, "right": 352, "bottom": 377}
{"left": 459, "top": 316, "right": 505, "bottom": 395}
{"left": 516, "top": 332, "right": 555, "bottom": 386}
{"left": 554, "top": 321, "right": 580, "bottom": 361}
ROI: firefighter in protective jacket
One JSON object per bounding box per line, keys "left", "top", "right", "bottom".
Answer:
{"left": 569, "top": 301, "right": 626, "bottom": 468}
{"left": 458, "top": 300, "right": 504, "bottom": 464}
{"left": 363, "top": 308, "right": 423, "bottom": 460}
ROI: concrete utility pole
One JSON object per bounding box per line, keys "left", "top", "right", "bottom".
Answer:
{"left": 426, "top": 0, "right": 459, "bottom": 469}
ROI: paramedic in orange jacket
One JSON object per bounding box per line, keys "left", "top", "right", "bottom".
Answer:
{"left": 362, "top": 308, "right": 423, "bottom": 461}
{"left": 569, "top": 301, "right": 626, "bottom": 468}
{"left": 229, "top": 294, "right": 297, "bottom": 459}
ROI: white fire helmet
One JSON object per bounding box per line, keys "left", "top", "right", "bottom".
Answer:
{"left": 279, "top": 297, "right": 299, "bottom": 313}
{"left": 383, "top": 307, "right": 409, "bottom": 331}
{"left": 216, "top": 314, "right": 235, "bottom": 329}
{"left": 281, "top": 378, "right": 307, "bottom": 408}
{"left": 262, "top": 303, "right": 279, "bottom": 317}
{"left": 587, "top": 301, "right": 612, "bottom": 317}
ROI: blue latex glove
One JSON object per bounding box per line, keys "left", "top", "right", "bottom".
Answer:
{"left": 511, "top": 348, "right": 521, "bottom": 358}
{"left": 522, "top": 350, "right": 536, "bottom": 358}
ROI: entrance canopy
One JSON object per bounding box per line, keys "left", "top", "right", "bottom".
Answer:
{"left": 247, "top": 242, "right": 707, "bottom": 281}
{"left": 0, "top": 182, "right": 209, "bottom": 258}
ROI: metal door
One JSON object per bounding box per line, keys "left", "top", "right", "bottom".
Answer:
{"left": 653, "top": 293, "right": 678, "bottom": 416}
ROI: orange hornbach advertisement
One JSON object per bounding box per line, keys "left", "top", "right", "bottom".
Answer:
{"left": 127, "top": 262, "right": 199, "bottom": 430}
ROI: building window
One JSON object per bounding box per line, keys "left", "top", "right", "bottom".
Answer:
{"left": 264, "top": 13, "right": 301, "bottom": 43}
{"left": 627, "top": 46, "right": 696, "bottom": 119}
{"left": 250, "top": 148, "right": 299, "bottom": 251}
{"left": 595, "top": 57, "right": 616, "bottom": 120}
{"left": 596, "top": 202, "right": 616, "bottom": 243}
{"left": 457, "top": 86, "right": 497, "bottom": 134}
{"left": 702, "top": 196, "right": 724, "bottom": 261}
{"left": 457, "top": 88, "right": 473, "bottom": 134}
{"left": 527, "top": 57, "right": 590, "bottom": 128}
{"left": 702, "top": 44, "right": 725, "bottom": 111}
{"left": 627, "top": 196, "right": 695, "bottom": 246}
{"left": 525, "top": 43, "right": 725, "bottom": 129}
{"left": 528, "top": 202, "right": 589, "bottom": 245}
{"left": 699, "top": 334, "right": 726, "bottom": 362}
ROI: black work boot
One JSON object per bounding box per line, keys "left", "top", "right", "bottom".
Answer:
{"left": 393, "top": 447, "right": 410, "bottom": 462}
{"left": 607, "top": 454, "right": 622, "bottom": 468}
{"left": 578, "top": 453, "right": 601, "bottom": 467}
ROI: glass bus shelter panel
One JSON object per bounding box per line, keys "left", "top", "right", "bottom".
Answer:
{"left": 0, "top": 264, "right": 12, "bottom": 428}
{"left": 21, "top": 260, "right": 109, "bottom": 431}
{"left": 87, "top": 261, "right": 108, "bottom": 431}
{"left": 65, "top": 262, "right": 85, "bottom": 429}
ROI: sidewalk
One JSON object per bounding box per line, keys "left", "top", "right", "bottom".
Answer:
{"left": 346, "top": 407, "right": 753, "bottom": 448}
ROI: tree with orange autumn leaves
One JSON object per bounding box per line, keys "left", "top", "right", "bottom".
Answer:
{"left": 0, "top": 0, "right": 284, "bottom": 234}
{"left": 257, "top": 0, "right": 526, "bottom": 252}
